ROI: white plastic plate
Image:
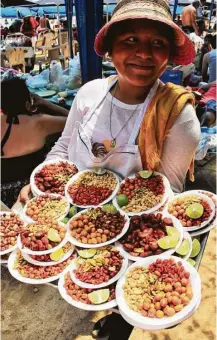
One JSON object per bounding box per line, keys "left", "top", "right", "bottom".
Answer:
{"left": 70, "top": 247, "right": 128, "bottom": 289}
{"left": 17, "top": 223, "right": 69, "bottom": 255}
{"left": 116, "top": 255, "right": 201, "bottom": 331}
{"left": 115, "top": 212, "right": 184, "bottom": 262}
{"left": 112, "top": 172, "right": 171, "bottom": 216}
{"left": 23, "top": 193, "right": 70, "bottom": 223}
{"left": 66, "top": 208, "right": 130, "bottom": 248}
{"left": 58, "top": 271, "right": 117, "bottom": 311}
{"left": 8, "top": 250, "right": 75, "bottom": 284}
{"left": 30, "top": 159, "right": 78, "bottom": 196}
{"left": 22, "top": 244, "right": 75, "bottom": 266}
{"left": 65, "top": 169, "right": 120, "bottom": 208}
{"left": 166, "top": 191, "right": 215, "bottom": 231}
{"left": 0, "top": 211, "right": 25, "bottom": 256}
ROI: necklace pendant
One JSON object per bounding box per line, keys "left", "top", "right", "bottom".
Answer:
{"left": 110, "top": 139, "right": 116, "bottom": 148}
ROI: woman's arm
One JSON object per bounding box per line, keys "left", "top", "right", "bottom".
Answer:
{"left": 159, "top": 104, "right": 201, "bottom": 193}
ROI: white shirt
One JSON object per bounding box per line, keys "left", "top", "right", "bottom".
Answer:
{"left": 47, "top": 78, "right": 201, "bottom": 192}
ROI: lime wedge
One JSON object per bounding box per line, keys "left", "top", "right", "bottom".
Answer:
{"left": 88, "top": 289, "right": 110, "bottom": 304}
{"left": 158, "top": 235, "right": 179, "bottom": 249}
{"left": 69, "top": 206, "right": 77, "bottom": 218}
{"left": 61, "top": 217, "right": 70, "bottom": 224}
{"left": 102, "top": 204, "right": 118, "bottom": 214}
{"left": 186, "top": 203, "right": 204, "bottom": 219}
{"left": 77, "top": 249, "right": 97, "bottom": 259}
{"left": 116, "top": 194, "right": 128, "bottom": 207}
{"left": 93, "top": 168, "right": 107, "bottom": 175}
{"left": 50, "top": 248, "right": 64, "bottom": 261}
{"left": 138, "top": 170, "right": 153, "bottom": 179}
{"left": 47, "top": 228, "right": 61, "bottom": 242}
{"left": 190, "top": 239, "right": 201, "bottom": 258}
{"left": 176, "top": 240, "right": 190, "bottom": 256}
{"left": 187, "top": 258, "right": 196, "bottom": 267}
{"left": 166, "top": 226, "right": 180, "bottom": 237}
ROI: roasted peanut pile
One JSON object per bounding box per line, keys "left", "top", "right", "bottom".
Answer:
{"left": 72, "top": 171, "right": 117, "bottom": 189}
{"left": 0, "top": 213, "right": 24, "bottom": 251}
{"left": 30, "top": 242, "right": 72, "bottom": 262}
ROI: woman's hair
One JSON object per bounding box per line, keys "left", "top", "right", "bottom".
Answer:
{"left": 23, "top": 17, "right": 32, "bottom": 30}
{"left": 105, "top": 19, "right": 175, "bottom": 57}
{"left": 211, "top": 35, "right": 216, "bottom": 49}
{"left": 1, "top": 78, "right": 31, "bottom": 117}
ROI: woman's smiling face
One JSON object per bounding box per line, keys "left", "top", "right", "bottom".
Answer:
{"left": 109, "top": 20, "right": 172, "bottom": 87}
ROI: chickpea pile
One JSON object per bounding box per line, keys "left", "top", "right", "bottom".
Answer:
{"left": 34, "top": 161, "right": 78, "bottom": 195}
{"left": 67, "top": 171, "right": 118, "bottom": 206}
{"left": 26, "top": 195, "right": 68, "bottom": 223}
{"left": 20, "top": 222, "right": 66, "bottom": 251}
{"left": 0, "top": 213, "right": 24, "bottom": 252}
{"left": 124, "top": 259, "right": 192, "bottom": 318}
{"left": 69, "top": 207, "right": 126, "bottom": 244}
{"left": 14, "top": 251, "right": 74, "bottom": 279}
{"left": 168, "top": 195, "right": 211, "bottom": 227}
{"left": 64, "top": 272, "right": 116, "bottom": 304}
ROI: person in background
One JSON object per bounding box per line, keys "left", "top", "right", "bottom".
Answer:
{"left": 9, "top": 19, "right": 22, "bottom": 33}
{"left": 1, "top": 78, "right": 68, "bottom": 208}
{"left": 20, "top": 15, "right": 38, "bottom": 38}
{"left": 198, "top": 34, "right": 213, "bottom": 72}
{"left": 181, "top": 0, "right": 201, "bottom": 35}
{"left": 177, "top": 15, "right": 182, "bottom": 26}
{"left": 202, "top": 35, "right": 216, "bottom": 83}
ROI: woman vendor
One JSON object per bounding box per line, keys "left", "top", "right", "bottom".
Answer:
{"left": 18, "top": 0, "right": 200, "bottom": 205}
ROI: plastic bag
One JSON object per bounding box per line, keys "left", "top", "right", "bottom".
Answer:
{"left": 49, "top": 61, "right": 66, "bottom": 91}
{"left": 195, "top": 128, "right": 217, "bottom": 160}
{"left": 26, "top": 74, "right": 48, "bottom": 89}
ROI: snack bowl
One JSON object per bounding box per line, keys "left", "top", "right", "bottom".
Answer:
{"left": 116, "top": 255, "right": 201, "bottom": 330}
{"left": 17, "top": 221, "right": 69, "bottom": 255}
{"left": 66, "top": 207, "right": 130, "bottom": 248}
{"left": 30, "top": 159, "right": 78, "bottom": 196}
{"left": 70, "top": 246, "right": 128, "bottom": 289}
{"left": 116, "top": 212, "right": 184, "bottom": 262}
{"left": 8, "top": 250, "right": 75, "bottom": 284}
{"left": 0, "top": 211, "right": 26, "bottom": 256}
{"left": 65, "top": 169, "right": 120, "bottom": 208}
{"left": 166, "top": 191, "right": 215, "bottom": 231}
{"left": 23, "top": 194, "right": 70, "bottom": 223}
{"left": 22, "top": 242, "right": 75, "bottom": 266}
{"left": 112, "top": 172, "right": 171, "bottom": 216}
{"left": 58, "top": 271, "right": 117, "bottom": 311}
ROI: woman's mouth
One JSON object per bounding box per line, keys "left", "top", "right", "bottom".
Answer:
{"left": 128, "top": 63, "right": 154, "bottom": 73}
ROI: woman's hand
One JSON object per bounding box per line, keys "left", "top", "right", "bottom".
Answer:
{"left": 16, "top": 184, "right": 31, "bottom": 204}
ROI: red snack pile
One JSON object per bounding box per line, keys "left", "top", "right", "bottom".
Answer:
{"left": 34, "top": 161, "right": 78, "bottom": 195}
{"left": 67, "top": 171, "right": 118, "bottom": 206}
{"left": 64, "top": 272, "right": 116, "bottom": 304}
{"left": 0, "top": 213, "right": 24, "bottom": 252}
{"left": 120, "top": 213, "right": 173, "bottom": 257}
{"left": 74, "top": 246, "right": 123, "bottom": 285}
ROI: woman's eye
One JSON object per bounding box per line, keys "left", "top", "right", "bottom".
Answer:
{"left": 125, "top": 37, "right": 136, "bottom": 43}
{"left": 152, "top": 39, "right": 165, "bottom": 47}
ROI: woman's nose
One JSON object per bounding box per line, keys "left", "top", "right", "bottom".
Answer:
{"left": 135, "top": 43, "right": 152, "bottom": 59}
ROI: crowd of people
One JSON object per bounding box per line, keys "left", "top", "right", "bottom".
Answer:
{"left": 0, "top": 0, "right": 216, "bottom": 210}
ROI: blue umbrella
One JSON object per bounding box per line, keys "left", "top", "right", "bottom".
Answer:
{"left": 1, "top": 6, "right": 34, "bottom": 18}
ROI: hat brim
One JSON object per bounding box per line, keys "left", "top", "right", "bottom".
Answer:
{"left": 94, "top": 16, "right": 196, "bottom": 66}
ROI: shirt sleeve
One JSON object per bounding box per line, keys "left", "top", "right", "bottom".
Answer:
{"left": 158, "top": 104, "right": 201, "bottom": 193}
{"left": 46, "top": 95, "right": 82, "bottom": 161}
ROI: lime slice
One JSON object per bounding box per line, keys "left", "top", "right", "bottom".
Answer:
{"left": 77, "top": 249, "right": 97, "bottom": 259}
{"left": 187, "top": 258, "right": 196, "bottom": 267}
{"left": 138, "top": 170, "right": 153, "bottom": 179}
{"left": 186, "top": 203, "right": 204, "bottom": 219}
{"left": 88, "top": 289, "right": 110, "bottom": 304}
{"left": 190, "top": 239, "right": 201, "bottom": 258}
{"left": 158, "top": 235, "right": 179, "bottom": 249}
{"left": 176, "top": 240, "right": 190, "bottom": 256}
{"left": 102, "top": 204, "right": 118, "bottom": 214}
{"left": 61, "top": 217, "right": 70, "bottom": 224}
{"left": 93, "top": 168, "right": 107, "bottom": 175}
{"left": 116, "top": 194, "right": 128, "bottom": 207}
{"left": 166, "top": 226, "right": 180, "bottom": 237}
{"left": 69, "top": 206, "right": 77, "bottom": 218}
{"left": 50, "top": 248, "right": 64, "bottom": 261}
{"left": 47, "top": 228, "right": 61, "bottom": 242}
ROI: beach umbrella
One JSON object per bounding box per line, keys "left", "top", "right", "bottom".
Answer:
{"left": 1, "top": 6, "right": 33, "bottom": 18}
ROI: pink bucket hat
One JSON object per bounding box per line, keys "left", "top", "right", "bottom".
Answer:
{"left": 94, "top": 0, "right": 196, "bottom": 65}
